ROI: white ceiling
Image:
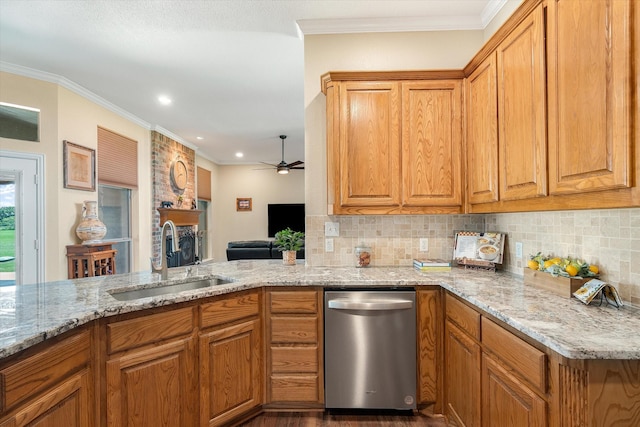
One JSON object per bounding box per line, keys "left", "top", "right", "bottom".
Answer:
{"left": 0, "top": 0, "right": 506, "bottom": 166}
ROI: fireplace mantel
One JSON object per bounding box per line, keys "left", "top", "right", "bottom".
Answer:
{"left": 157, "top": 208, "right": 202, "bottom": 226}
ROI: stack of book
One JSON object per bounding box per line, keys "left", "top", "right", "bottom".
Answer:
{"left": 413, "top": 259, "right": 452, "bottom": 272}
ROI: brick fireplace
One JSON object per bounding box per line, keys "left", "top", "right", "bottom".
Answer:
{"left": 151, "top": 131, "right": 198, "bottom": 265}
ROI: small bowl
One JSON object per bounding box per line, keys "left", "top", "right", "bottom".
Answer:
{"left": 477, "top": 244, "right": 499, "bottom": 261}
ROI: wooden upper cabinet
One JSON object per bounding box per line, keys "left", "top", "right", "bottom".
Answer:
{"left": 547, "top": 0, "right": 632, "bottom": 195}
{"left": 496, "top": 4, "right": 547, "bottom": 201}
{"left": 402, "top": 80, "right": 462, "bottom": 207}
{"left": 466, "top": 52, "right": 499, "bottom": 205}
{"left": 322, "top": 71, "right": 465, "bottom": 214}
{"left": 338, "top": 81, "right": 401, "bottom": 210}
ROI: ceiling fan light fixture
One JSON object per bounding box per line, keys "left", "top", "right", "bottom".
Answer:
{"left": 277, "top": 165, "right": 289, "bottom": 174}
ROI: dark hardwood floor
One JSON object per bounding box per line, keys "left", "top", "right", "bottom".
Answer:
{"left": 238, "top": 410, "right": 450, "bottom": 426}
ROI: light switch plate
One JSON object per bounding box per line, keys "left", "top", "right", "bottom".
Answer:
{"left": 325, "top": 222, "right": 339, "bottom": 237}
{"left": 419, "top": 238, "right": 429, "bottom": 252}
{"left": 515, "top": 242, "right": 523, "bottom": 258}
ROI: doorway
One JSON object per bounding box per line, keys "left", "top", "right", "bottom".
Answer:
{"left": 0, "top": 151, "right": 44, "bottom": 285}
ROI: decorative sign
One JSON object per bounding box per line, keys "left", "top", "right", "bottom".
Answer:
{"left": 236, "top": 198, "right": 252, "bottom": 211}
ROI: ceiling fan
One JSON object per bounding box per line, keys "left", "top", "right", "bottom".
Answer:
{"left": 260, "top": 135, "right": 304, "bottom": 174}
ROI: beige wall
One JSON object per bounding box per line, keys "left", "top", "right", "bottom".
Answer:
{"left": 0, "top": 73, "right": 60, "bottom": 278}
{"left": 0, "top": 71, "right": 152, "bottom": 281}
{"left": 303, "top": 31, "right": 484, "bottom": 266}
{"left": 212, "top": 164, "right": 304, "bottom": 261}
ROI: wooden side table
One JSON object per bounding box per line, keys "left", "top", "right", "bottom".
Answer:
{"left": 66, "top": 243, "right": 117, "bottom": 279}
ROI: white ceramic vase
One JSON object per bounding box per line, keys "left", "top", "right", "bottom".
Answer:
{"left": 76, "top": 200, "right": 107, "bottom": 243}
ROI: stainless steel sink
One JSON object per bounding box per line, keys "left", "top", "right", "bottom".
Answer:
{"left": 109, "top": 278, "right": 232, "bottom": 301}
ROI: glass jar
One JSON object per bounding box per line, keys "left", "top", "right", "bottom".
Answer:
{"left": 355, "top": 246, "right": 372, "bottom": 268}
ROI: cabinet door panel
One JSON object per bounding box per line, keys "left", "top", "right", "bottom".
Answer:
{"left": 482, "top": 354, "right": 547, "bottom": 427}
{"left": 339, "top": 81, "right": 401, "bottom": 207}
{"left": 466, "top": 53, "right": 499, "bottom": 204}
{"left": 106, "top": 338, "right": 197, "bottom": 427}
{"left": 497, "top": 5, "right": 547, "bottom": 201}
{"left": 547, "top": 0, "right": 632, "bottom": 194}
{"left": 445, "top": 320, "right": 481, "bottom": 427}
{"left": 402, "top": 80, "right": 462, "bottom": 207}
{"left": 2, "top": 370, "right": 91, "bottom": 427}
{"left": 200, "top": 319, "right": 262, "bottom": 427}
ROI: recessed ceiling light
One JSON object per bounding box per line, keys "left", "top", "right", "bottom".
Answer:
{"left": 196, "top": 136, "right": 204, "bottom": 140}
{"left": 157, "top": 95, "right": 172, "bottom": 105}
{"left": 235, "top": 152, "right": 244, "bottom": 158}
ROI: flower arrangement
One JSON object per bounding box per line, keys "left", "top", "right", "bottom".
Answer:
{"left": 527, "top": 252, "right": 599, "bottom": 278}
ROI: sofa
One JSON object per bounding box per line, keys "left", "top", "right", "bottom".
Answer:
{"left": 226, "top": 240, "right": 304, "bottom": 261}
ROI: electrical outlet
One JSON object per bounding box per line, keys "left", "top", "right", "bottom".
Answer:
{"left": 325, "top": 238, "right": 334, "bottom": 252}
{"left": 325, "top": 222, "right": 339, "bottom": 237}
{"left": 419, "top": 238, "right": 429, "bottom": 252}
{"left": 515, "top": 242, "right": 523, "bottom": 258}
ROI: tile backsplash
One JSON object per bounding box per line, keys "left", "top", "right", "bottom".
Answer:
{"left": 305, "top": 214, "right": 484, "bottom": 267}
{"left": 487, "top": 208, "right": 640, "bottom": 306}
{"left": 306, "top": 208, "right": 640, "bottom": 305}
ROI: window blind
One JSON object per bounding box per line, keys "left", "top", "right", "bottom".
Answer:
{"left": 97, "top": 127, "right": 138, "bottom": 189}
{"left": 197, "top": 166, "right": 212, "bottom": 201}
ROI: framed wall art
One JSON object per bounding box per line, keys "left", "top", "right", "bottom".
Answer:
{"left": 63, "top": 140, "right": 96, "bottom": 191}
{"left": 236, "top": 197, "right": 252, "bottom": 211}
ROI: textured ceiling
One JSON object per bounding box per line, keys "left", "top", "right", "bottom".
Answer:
{"left": 0, "top": 0, "right": 506, "bottom": 165}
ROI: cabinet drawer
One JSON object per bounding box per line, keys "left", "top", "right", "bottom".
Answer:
{"left": 270, "top": 317, "right": 318, "bottom": 343}
{"left": 107, "top": 307, "right": 194, "bottom": 354}
{"left": 271, "top": 346, "right": 318, "bottom": 373}
{"left": 0, "top": 329, "right": 91, "bottom": 412}
{"left": 482, "top": 317, "right": 547, "bottom": 392}
{"left": 269, "top": 290, "right": 318, "bottom": 314}
{"left": 270, "top": 375, "right": 319, "bottom": 402}
{"left": 200, "top": 290, "right": 260, "bottom": 328}
{"left": 445, "top": 293, "right": 480, "bottom": 340}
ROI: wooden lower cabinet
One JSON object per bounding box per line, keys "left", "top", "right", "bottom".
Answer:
{"left": 444, "top": 319, "right": 481, "bottom": 427}
{"left": 0, "top": 328, "right": 94, "bottom": 427}
{"left": 199, "top": 318, "right": 262, "bottom": 426}
{"left": 265, "top": 288, "right": 323, "bottom": 407}
{"left": 482, "top": 354, "right": 546, "bottom": 427}
{"left": 105, "top": 337, "right": 197, "bottom": 426}
{"left": 417, "top": 288, "right": 441, "bottom": 408}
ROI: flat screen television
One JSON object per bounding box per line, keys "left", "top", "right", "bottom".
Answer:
{"left": 268, "top": 203, "right": 305, "bottom": 238}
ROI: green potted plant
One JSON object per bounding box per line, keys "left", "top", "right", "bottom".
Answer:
{"left": 274, "top": 228, "right": 304, "bottom": 265}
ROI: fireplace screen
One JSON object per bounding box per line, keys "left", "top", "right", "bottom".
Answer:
{"left": 166, "top": 230, "right": 197, "bottom": 267}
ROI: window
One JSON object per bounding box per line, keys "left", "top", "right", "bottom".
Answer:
{"left": 98, "top": 185, "right": 132, "bottom": 273}
{"left": 0, "top": 102, "right": 39, "bottom": 142}
{"left": 97, "top": 127, "right": 138, "bottom": 274}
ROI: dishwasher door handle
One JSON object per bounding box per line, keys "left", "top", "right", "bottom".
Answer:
{"left": 327, "top": 298, "right": 413, "bottom": 311}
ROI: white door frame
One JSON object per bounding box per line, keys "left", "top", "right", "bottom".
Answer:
{"left": 0, "top": 150, "right": 45, "bottom": 285}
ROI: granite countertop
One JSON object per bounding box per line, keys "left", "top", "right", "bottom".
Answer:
{"left": 1, "top": 260, "right": 638, "bottom": 360}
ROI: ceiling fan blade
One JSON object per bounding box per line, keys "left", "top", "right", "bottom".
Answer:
{"left": 290, "top": 166, "right": 305, "bottom": 170}
{"left": 259, "top": 161, "right": 278, "bottom": 167}
{"left": 287, "top": 160, "right": 304, "bottom": 167}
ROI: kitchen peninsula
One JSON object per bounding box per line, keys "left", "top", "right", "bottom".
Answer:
{"left": 1, "top": 261, "right": 639, "bottom": 426}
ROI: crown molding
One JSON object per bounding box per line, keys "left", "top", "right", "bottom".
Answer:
{"left": 0, "top": 61, "right": 152, "bottom": 130}
{"left": 296, "top": 15, "right": 483, "bottom": 35}
{"left": 481, "top": 0, "right": 508, "bottom": 27}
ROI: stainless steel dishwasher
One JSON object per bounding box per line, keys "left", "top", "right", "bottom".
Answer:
{"left": 324, "top": 289, "right": 417, "bottom": 410}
